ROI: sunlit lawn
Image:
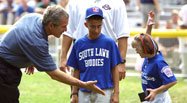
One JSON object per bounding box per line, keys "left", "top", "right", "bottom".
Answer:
{"left": 19, "top": 70, "right": 187, "bottom": 103}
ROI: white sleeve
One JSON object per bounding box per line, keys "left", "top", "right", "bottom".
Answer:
{"left": 63, "top": 1, "right": 77, "bottom": 39}
{"left": 179, "top": 5, "right": 184, "bottom": 18}
{"left": 179, "top": 5, "right": 187, "bottom": 25}
{"left": 113, "top": 1, "right": 130, "bottom": 39}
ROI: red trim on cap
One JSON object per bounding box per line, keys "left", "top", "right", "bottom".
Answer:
{"left": 140, "top": 34, "right": 148, "bottom": 56}
{"left": 145, "top": 34, "right": 154, "bottom": 54}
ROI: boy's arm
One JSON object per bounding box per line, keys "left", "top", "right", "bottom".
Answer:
{"left": 145, "top": 81, "right": 177, "bottom": 101}
{"left": 70, "top": 69, "right": 80, "bottom": 103}
{"left": 111, "top": 65, "right": 120, "bottom": 103}
{"left": 71, "top": 68, "right": 80, "bottom": 103}
{"left": 146, "top": 11, "right": 155, "bottom": 35}
{"left": 72, "top": 68, "right": 80, "bottom": 94}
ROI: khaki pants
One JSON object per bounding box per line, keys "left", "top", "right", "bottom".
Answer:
{"left": 78, "top": 88, "right": 113, "bottom": 103}
{"left": 0, "top": 12, "right": 14, "bottom": 25}
{"left": 181, "top": 53, "right": 187, "bottom": 78}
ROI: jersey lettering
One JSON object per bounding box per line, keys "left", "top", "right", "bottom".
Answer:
{"left": 79, "top": 48, "right": 94, "bottom": 60}
{"left": 95, "top": 48, "right": 109, "bottom": 58}
{"left": 79, "top": 48, "right": 109, "bottom": 67}
{"left": 85, "top": 59, "right": 104, "bottom": 67}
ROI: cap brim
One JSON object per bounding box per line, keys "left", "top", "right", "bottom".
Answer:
{"left": 86, "top": 14, "right": 104, "bottom": 19}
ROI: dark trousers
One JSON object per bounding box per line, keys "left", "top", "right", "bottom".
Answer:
{"left": 0, "top": 57, "right": 22, "bottom": 103}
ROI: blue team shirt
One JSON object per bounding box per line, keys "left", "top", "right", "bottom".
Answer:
{"left": 0, "top": 4, "right": 18, "bottom": 18}
{"left": 141, "top": 51, "right": 177, "bottom": 91}
{"left": 15, "top": 5, "right": 34, "bottom": 18}
{"left": 67, "top": 34, "right": 122, "bottom": 92}
{"left": 140, "top": 0, "right": 154, "bottom": 4}
{"left": 0, "top": 13, "right": 56, "bottom": 71}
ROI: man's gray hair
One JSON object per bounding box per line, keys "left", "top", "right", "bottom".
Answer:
{"left": 42, "top": 5, "right": 69, "bottom": 26}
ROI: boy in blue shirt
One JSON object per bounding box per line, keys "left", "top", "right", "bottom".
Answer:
{"left": 131, "top": 12, "right": 177, "bottom": 103}
{"left": 67, "top": 7, "right": 122, "bottom": 103}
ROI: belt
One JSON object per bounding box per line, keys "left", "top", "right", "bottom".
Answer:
{"left": 0, "top": 57, "right": 19, "bottom": 69}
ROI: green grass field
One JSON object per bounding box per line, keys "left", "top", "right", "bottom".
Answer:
{"left": 19, "top": 71, "right": 187, "bottom": 103}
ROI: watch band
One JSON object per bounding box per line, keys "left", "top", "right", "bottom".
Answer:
{"left": 121, "top": 59, "right": 126, "bottom": 64}
{"left": 70, "top": 92, "right": 78, "bottom": 98}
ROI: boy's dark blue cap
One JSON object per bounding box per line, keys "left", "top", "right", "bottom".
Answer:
{"left": 85, "top": 7, "right": 104, "bottom": 19}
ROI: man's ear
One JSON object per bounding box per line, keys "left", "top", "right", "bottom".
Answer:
{"left": 48, "top": 22, "right": 54, "bottom": 29}
{"left": 84, "top": 22, "right": 88, "bottom": 28}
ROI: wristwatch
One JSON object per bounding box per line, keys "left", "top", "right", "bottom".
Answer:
{"left": 121, "top": 59, "right": 126, "bottom": 64}
{"left": 70, "top": 92, "right": 78, "bottom": 98}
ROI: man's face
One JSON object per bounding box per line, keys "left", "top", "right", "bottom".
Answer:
{"left": 50, "top": 18, "right": 68, "bottom": 38}
{"left": 86, "top": 19, "right": 102, "bottom": 39}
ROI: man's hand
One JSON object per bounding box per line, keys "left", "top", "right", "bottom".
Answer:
{"left": 83, "top": 80, "right": 105, "bottom": 95}
{"left": 25, "top": 65, "right": 34, "bottom": 75}
{"left": 118, "top": 64, "right": 126, "bottom": 81}
{"left": 60, "top": 58, "right": 70, "bottom": 73}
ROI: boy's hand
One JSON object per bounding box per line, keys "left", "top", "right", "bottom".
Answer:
{"left": 71, "top": 95, "right": 78, "bottom": 103}
{"left": 144, "top": 88, "right": 157, "bottom": 101}
{"left": 147, "top": 11, "right": 155, "bottom": 26}
{"left": 110, "top": 93, "right": 119, "bottom": 103}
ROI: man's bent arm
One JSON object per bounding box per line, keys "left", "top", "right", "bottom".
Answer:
{"left": 60, "top": 35, "right": 73, "bottom": 72}
{"left": 118, "top": 37, "right": 128, "bottom": 60}
{"left": 117, "top": 37, "right": 128, "bottom": 80}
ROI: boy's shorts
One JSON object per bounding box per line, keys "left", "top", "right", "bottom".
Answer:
{"left": 78, "top": 88, "right": 113, "bottom": 103}
{"left": 141, "top": 3, "right": 159, "bottom": 24}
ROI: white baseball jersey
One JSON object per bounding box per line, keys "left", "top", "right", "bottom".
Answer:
{"left": 179, "top": 4, "right": 187, "bottom": 26}
{"left": 178, "top": 4, "right": 187, "bottom": 53}
{"left": 64, "top": 0, "right": 130, "bottom": 41}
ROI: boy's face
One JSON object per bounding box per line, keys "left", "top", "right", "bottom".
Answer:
{"left": 85, "top": 19, "right": 102, "bottom": 39}
{"left": 131, "top": 35, "right": 147, "bottom": 58}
